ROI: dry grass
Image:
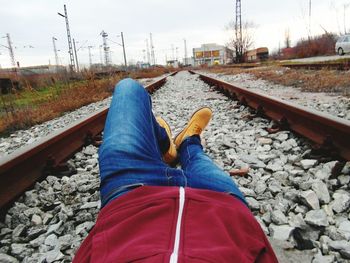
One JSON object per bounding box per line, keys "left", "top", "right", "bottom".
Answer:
{"left": 129, "top": 67, "right": 171, "bottom": 79}
{"left": 205, "top": 66, "right": 350, "bottom": 96}
{"left": 0, "top": 68, "right": 168, "bottom": 135}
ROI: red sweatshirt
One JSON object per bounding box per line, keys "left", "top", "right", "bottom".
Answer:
{"left": 73, "top": 186, "right": 278, "bottom": 263}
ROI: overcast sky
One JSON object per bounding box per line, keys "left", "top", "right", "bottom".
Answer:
{"left": 0, "top": 0, "right": 349, "bottom": 68}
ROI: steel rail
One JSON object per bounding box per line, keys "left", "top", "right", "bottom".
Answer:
{"left": 0, "top": 72, "right": 177, "bottom": 212}
{"left": 191, "top": 71, "right": 350, "bottom": 160}
{"left": 281, "top": 61, "right": 350, "bottom": 71}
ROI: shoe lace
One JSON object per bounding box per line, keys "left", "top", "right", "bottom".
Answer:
{"left": 191, "top": 124, "right": 202, "bottom": 134}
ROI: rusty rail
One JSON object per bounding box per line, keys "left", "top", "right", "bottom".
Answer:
{"left": 281, "top": 61, "right": 350, "bottom": 71}
{"left": 0, "top": 72, "right": 176, "bottom": 212}
{"left": 191, "top": 71, "right": 350, "bottom": 160}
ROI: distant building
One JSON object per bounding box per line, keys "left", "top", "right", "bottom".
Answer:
{"left": 136, "top": 62, "right": 151, "bottom": 69}
{"left": 193, "top": 43, "right": 233, "bottom": 66}
{"left": 244, "top": 47, "right": 269, "bottom": 62}
{"left": 166, "top": 60, "right": 179, "bottom": 68}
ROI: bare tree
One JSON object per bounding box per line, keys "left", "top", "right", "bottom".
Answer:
{"left": 226, "top": 21, "right": 256, "bottom": 63}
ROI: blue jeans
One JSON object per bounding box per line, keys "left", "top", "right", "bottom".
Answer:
{"left": 98, "top": 78, "right": 246, "bottom": 207}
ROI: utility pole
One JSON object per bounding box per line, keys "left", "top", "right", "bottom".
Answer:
{"left": 6, "top": 33, "right": 16, "bottom": 69}
{"left": 120, "top": 32, "right": 127, "bottom": 68}
{"left": 99, "top": 45, "right": 103, "bottom": 65}
{"left": 73, "top": 38, "right": 79, "bottom": 72}
{"left": 344, "top": 4, "right": 349, "bottom": 34}
{"left": 308, "top": 0, "right": 312, "bottom": 39}
{"left": 146, "top": 39, "right": 151, "bottom": 65}
{"left": 184, "top": 39, "right": 188, "bottom": 65}
{"left": 171, "top": 44, "right": 175, "bottom": 61}
{"left": 52, "top": 37, "right": 59, "bottom": 70}
{"left": 235, "top": 0, "right": 243, "bottom": 63}
{"left": 100, "top": 30, "right": 110, "bottom": 65}
{"left": 150, "top": 33, "right": 155, "bottom": 65}
{"left": 88, "top": 46, "right": 93, "bottom": 68}
{"left": 58, "top": 4, "right": 75, "bottom": 72}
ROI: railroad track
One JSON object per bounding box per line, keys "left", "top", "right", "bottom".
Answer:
{"left": 1, "top": 70, "right": 349, "bottom": 212}
{"left": 0, "top": 71, "right": 350, "bottom": 261}
{"left": 281, "top": 61, "right": 350, "bottom": 71}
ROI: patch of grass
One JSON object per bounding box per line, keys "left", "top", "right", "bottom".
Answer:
{"left": 0, "top": 67, "right": 169, "bottom": 136}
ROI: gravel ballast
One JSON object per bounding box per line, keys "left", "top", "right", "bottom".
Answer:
{"left": 0, "top": 71, "right": 349, "bottom": 262}
{"left": 200, "top": 71, "right": 350, "bottom": 120}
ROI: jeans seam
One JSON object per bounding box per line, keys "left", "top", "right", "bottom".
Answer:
{"left": 184, "top": 143, "right": 191, "bottom": 173}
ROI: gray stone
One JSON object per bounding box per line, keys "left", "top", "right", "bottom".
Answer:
{"left": 266, "top": 162, "right": 283, "bottom": 172}
{"left": 82, "top": 145, "right": 96, "bottom": 156}
{"left": 312, "top": 252, "right": 335, "bottom": 263}
{"left": 31, "top": 214, "right": 42, "bottom": 225}
{"left": 10, "top": 243, "right": 33, "bottom": 259}
{"left": 315, "top": 161, "right": 338, "bottom": 180}
{"left": 268, "top": 181, "right": 282, "bottom": 194}
{"left": 0, "top": 253, "right": 19, "bottom": 263}
{"left": 44, "top": 249, "right": 64, "bottom": 263}
{"left": 254, "top": 181, "right": 267, "bottom": 194}
{"left": 80, "top": 201, "right": 101, "bottom": 210}
{"left": 47, "top": 221, "right": 63, "bottom": 235}
{"left": 245, "top": 197, "right": 260, "bottom": 210}
{"left": 75, "top": 221, "right": 95, "bottom": 235}
{"left": 289, "top": 213, "right": 307, "bottom": 229}
{"left": 257, "top": 137, "right": 272, "bottom": 145}
{"left": 300, "top": 159, "right": 318, "bottom": 169}
{"left": 58, "top": 234, "right": 73, "bottom": 251}
{"left": 27, "top": 226, "right": 46, "bottom": 240}
{"left": 271, "top": 210, "right": 288, "bottom": 225}
{"left": 305, "top": 210, "right": 329, "bottom": 227}
{"left": 29, "top": 235, "right": 45, "bottom": 248}
{"left": 311, "top": 181, "right": 330, "bottom": 204}
{"left": 11, "top": 224, "right": 26, "bottom": 240}
{"left": 331, "top": 191, "right": 350, "bottom": 214}
{"left": 45, "top": 234, "right": 58, "bottom": 250}
{"left": 338, "top": 220, "right": 350, "bottom": 240}
{"left": 300, "top": 190, "right": 320, "bottom": 210}
{"left": 338, "top": 175, "right": 350, "bottom": 186}
{"left": 275, "top": 133, "right": 289, "bottom": 142}
{"left": 328, "top": 240, "right": 350, "bottom": 258}
{"left": 269, "top": 224, "right": 294, "bottom": 241}
{"left": 238, "top": 187, "right": 256, "bottom": 197}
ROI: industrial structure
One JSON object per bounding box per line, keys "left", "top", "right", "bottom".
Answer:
{"left": 193, "top": 43, "right": 233, "bottom": 66}
{"left": 57, "top": 5, "right": 75, "bottom": 72}
{"left": 100, "top": 31, "right": 111, "bottom": 66}
{"left": 244, "top": 47, "right": 269, "bottom": 62}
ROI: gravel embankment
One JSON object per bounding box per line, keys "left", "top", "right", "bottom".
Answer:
{"left": 0, "top": 71, "right": 349, "bottom": 262}
{"left": 200, "top": 71, "right": 350, "bottom": 120}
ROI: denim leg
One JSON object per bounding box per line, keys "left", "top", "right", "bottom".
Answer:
{"left": 179, "top": 135, "right": 246, "bottom": 204}
{"left": 98, "top": 78, "right": 184, "bottom": 206}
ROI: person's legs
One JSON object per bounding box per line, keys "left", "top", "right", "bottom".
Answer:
{"left": 99, "top": 78, "right": 185, "bottom": 207}
{"left": 179, "top": 135, "right": 246, "bottom": 204}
